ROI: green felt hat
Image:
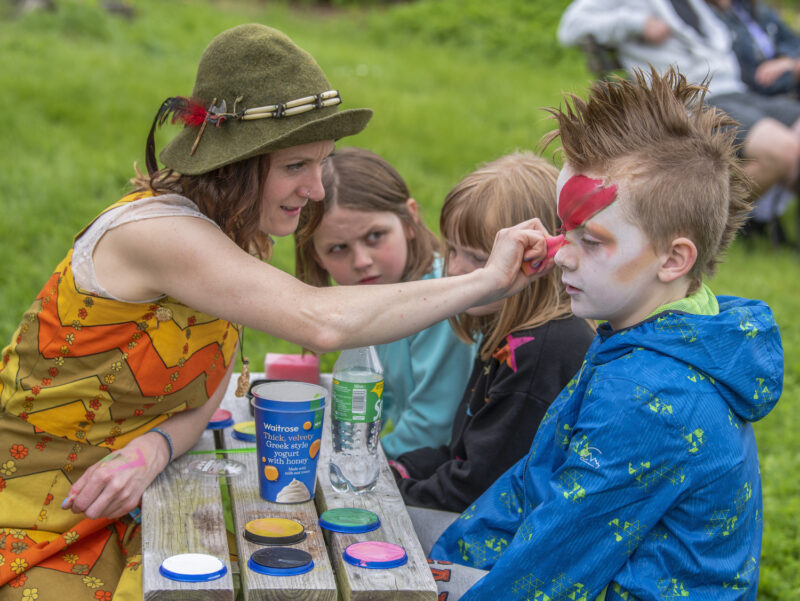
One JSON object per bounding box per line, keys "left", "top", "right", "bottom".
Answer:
{"left": 153, "top": 23, "right": 372, "bottom": 175}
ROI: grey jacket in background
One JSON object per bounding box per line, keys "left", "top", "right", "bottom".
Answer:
{"left": 557, "top": 0, "right": 747, "bottom": 96}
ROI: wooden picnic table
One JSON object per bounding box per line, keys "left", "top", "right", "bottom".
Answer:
{"left": 141, "top": 373, "right": 437, "bottom": 601}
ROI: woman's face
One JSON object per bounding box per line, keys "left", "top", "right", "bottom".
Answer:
{"left": 311, "top": 203, "right": 411, "bottom": 286}
{"left": 446, "top": 238, "right": 504, "bottom": 315}
{"left": 259, "top": 140, "right": 335, "bottom": 237}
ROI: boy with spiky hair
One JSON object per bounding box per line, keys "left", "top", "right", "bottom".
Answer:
{"left": 428, "top": 68, "right": 783, "bottom": 600}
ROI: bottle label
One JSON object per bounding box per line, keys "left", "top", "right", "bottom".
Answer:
{"left": 332, "top": 379, "right": 383, "bottom": 423}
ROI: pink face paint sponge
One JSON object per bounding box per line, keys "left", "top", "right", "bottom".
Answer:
{"left": 264, "top": 353, "right": 320, "bottom": 385}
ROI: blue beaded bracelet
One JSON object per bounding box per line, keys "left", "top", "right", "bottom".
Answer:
{"left": 150, "top": 427, "right": 174, "bottom": 464}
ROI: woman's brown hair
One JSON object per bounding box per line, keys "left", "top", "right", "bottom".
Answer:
{"left": 294, "top": 147, "right": 441, "bottom": 287}
{"left": 442, "top": 151, "right": 577, "bottom": 361}
{"left": 130, "top": 155, "right": 273, "bottom": 260}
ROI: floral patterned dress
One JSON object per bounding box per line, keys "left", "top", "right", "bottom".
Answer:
{"left": 0, "top": 193, "right": 238, "bottom": 600}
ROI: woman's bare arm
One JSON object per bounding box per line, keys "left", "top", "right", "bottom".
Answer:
{"left": 94, "top": 215, "right": 551, "bottom": 353}
{"left": 64, "top": 362, "right": 235, "bottom": 519}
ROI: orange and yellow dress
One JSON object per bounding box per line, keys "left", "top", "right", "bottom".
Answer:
{"left": 0, "top": 193, "right": 238, "bottom": 599}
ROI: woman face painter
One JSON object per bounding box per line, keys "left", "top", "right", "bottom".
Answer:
{"left": 0, "top": 23, "right": 549, "bottom": 597}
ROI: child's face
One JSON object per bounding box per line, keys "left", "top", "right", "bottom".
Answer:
{"left": 553, "top": 164, "right": 663, "bottom": 330}
{"left": 260, "top": 141, "right": 335, "bottom": 237}
{"left": 446, "top": 239, "right": 504, "bottom": 316}
{"left": 312, "top": 204, "right": 410, "bottom": 285}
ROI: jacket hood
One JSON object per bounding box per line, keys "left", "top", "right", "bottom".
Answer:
{"left": 592, "top": 295, "right": 783, "bottom": 422}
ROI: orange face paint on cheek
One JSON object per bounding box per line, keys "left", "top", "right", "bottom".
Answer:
{"left": 612, "top": 244, "right": 657, "bottom": 284}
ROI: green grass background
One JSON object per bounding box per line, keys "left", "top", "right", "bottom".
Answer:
{"left": 0, "top": 0, "right": 797, "bottom": 597}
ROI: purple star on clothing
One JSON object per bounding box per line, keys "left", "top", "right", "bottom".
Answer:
{"left": 492, "top": 333, "right": 536, "bottom": 372}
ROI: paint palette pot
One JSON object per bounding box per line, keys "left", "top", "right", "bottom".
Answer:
{"left": 206, "top": 408, "right": 234, "bottom": 430}
{"left": 343, "top": 541, "right": 407, "bottom": 569}
{"left": 232, "top": 421, "right": 256, "bottom": 442}
{"left": 159, "top": 553, "right": 227, "bottom": 582}
{"left": 247, "top": 547, "right": 314, "bottom": 576}
{"left": 318, "top": 508, "right": 380, "bottom": 534}
{"left": 244, "top": 517, "right": 306, "bottom": 545}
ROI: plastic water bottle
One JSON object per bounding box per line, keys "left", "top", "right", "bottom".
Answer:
{"left": 329, "top": 346, "right": 384, "bottom": 493}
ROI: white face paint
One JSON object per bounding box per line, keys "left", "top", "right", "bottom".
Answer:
{"left": 554, "top": 164, "right": 663, "bottom": 330}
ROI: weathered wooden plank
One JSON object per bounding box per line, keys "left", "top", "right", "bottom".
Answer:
{"left": 315, "top": 374, "right": 437, "bottom": 601}
{"left": 142, "top": 426, "right": 234, "bottom": 601}
{"left": 221, "top": 374, "right": 337, "bottom": 601}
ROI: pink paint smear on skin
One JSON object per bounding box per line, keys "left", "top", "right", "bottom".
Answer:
{"left": 109, "top": 448, "right": 146, "bottom": 473}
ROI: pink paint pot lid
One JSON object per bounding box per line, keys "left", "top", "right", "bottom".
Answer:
{"left": 343, "top": 541, "right": 407, "bottom": 569}
{"left": 206, "top": 408, "right": 234, "bottom": 430}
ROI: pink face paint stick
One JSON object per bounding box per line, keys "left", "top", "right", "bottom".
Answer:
{"left": 521, "top": 234, "right": 566, "bottom": 275}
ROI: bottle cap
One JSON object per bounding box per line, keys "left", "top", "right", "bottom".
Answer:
{"left": 232, "top": 421, "right": 256, "bottom": 442}
{"left": 159, "top": 553, "right": 227, "bottom": 582}
{"left": 206, "top": 408, "right": 234, "bottom": 430}
{"left": 247, "top": 547, "right": 314, "bottom": 576}
{"left": 343, "top": 541, "right": 407, "bottom": 569}
{"left": 318, "top": 508, "right": 380, "bottom": 534}
{"left": 244, "top": 518, "right": 306, "bottom": 545}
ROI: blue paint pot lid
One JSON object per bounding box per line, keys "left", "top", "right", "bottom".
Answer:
{"left": 232, "top": 421, "right": 256, "bottom": 442}
{"left": 244, "top": 517, "right": 306, "bottom": 546}
{"left": 206, "top": 408, "right": 234, "bottom": 430}
{"left": 159, "top": 553, "right": 227, "bottom": 582}
{"left": 343, "top": 541, "right": 407, "bottom": 569}
{"left": 247, "top": 547, "right": 314, "bottom": 576}
{"left": 318, "top": 508, "right": 380, "bottom": 534}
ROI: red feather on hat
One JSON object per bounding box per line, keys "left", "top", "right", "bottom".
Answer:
{"left": 160, "top": 96, "right": 208, "bottom": 128}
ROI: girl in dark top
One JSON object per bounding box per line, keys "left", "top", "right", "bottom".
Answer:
{"left": 388, "top": 151, "right": 595, "bottom": 512}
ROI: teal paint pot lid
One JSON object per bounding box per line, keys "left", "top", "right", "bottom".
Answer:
{"left": 318, "top": 508, "right": 380, "bottom": 534}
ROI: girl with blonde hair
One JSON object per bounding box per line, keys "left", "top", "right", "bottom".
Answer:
{"left": 390, "top": 151, "right": 594, "bottom": 512}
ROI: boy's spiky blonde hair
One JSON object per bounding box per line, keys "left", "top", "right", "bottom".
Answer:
{"left": 543, "top": 67, "right": 752, "bottom": 288}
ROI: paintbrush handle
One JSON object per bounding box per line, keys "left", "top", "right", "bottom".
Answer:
{"left": 187, "top": 447, "right": 257, "bottom": 455}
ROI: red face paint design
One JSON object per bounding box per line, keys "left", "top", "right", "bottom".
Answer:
{"left": 558, "top": 174, "right": 618, "bottom": 232}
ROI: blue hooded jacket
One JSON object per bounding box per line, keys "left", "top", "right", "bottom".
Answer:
{"left": 431, "top": 295, "right": 783, "bottom": 600}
